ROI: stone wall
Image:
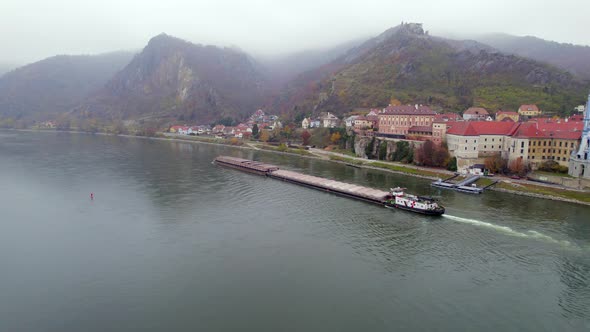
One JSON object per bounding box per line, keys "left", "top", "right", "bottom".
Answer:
{"left": 528, "top": 173, "right": 590, "bottom": 190}
{"left": 354, "top": 136, "right": 423, "bottom": 160}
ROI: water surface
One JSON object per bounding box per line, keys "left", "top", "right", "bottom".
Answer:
{"left": 1, "top": 131, "right": 589, "bottom": 331}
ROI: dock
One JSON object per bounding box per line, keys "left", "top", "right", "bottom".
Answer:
{"left": 431, "top": 175, "right": 489, "bottom": 194}
{"left": 215, "top": 156, "right": 391, "bottom": 205}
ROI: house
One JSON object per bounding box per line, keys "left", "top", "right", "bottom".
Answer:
{"left": 377, "top": 105, "right": 436, "bottom": 136}
{"left": 518, "top": 104, "right": 541, "bottom": 118}
{"left": 575, "top": 105, "right": 585, "bottom": 113}
{"left": 321, "top": 112, "right": 339, "bottom": 128}
{"left": 468, "top": 164, "right": 486, "bottom": 175}
{"left": 345, "top": 115, "right": 359, "bottom": 128}
{"left": 496, "top": 111, "right": 520, "bottom": 122}
{"left": 462, "top": 107, "right": 489, "bottom": 121}
{"left": 310, "top": 119, "right": 321, "bottom": 128}
{"left": 213, "top": 125, "right": 225, "bottom": 133}
{"left": 302, "top": 117, "right": 311, "bottom": 129}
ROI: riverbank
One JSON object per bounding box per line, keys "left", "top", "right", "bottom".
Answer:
{"left": 4, "top": 128, "right": 589, "bottom": 206}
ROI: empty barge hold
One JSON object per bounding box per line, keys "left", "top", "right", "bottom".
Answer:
{"left": 214, "top": 156, "right": 279, "bottom": 175}
{"left": 214, "top": 156, "right": 444, "bottom": 215}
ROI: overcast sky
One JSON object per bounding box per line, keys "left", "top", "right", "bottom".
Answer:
{"left": 2, "top": 0, "right": 590, "bottom": 65}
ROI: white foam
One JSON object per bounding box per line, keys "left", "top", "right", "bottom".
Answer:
{"left": 442, "top": 214, "right": 573, "bottom": 248}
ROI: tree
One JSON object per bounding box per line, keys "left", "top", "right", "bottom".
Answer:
{"left": 330, "top": 131, "right": 342, "bottom": 145}
{"left": 447, "top": 157, "right": 457, "bottom": 171}
{"left": 365, "top": 137, "right": 375, "bottom": 159}
{"left": 508, "top": 157, "right": 527, "bottom": 176}
{"left": 252, "top": 124, "right": 259, "bottom": 139}
{"left": 301, "top": 130, "right": 311, "bottom": 145}
{"left": 259, "top": 130, "right": 270, "bottom": 142}
{"left": 484, "top": 155, "right": 506, "bottom": 174}
{"left": 378, "top": 142, "right": 388, "bottom": 160}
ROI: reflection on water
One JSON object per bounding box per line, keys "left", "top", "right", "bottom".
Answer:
{"left": 0, "top": 130, "right": 589, "bottom": 331}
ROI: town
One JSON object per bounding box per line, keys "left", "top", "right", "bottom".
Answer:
{"left": 166, "top": 95, "right": 590, "bottom": 186}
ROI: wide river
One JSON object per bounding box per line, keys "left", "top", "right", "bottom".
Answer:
{"left": 1, "top": 130, "right": 589, "bottom": 331}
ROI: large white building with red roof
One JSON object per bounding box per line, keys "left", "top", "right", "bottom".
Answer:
{"left": 445, "top": 117, "right": 584, "bottom": 172}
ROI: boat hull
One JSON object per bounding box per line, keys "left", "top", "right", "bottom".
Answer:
{"left": 384, "top": 202, "right": 445, "bottom": 216}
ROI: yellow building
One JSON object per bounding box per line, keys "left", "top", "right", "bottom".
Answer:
{"left": 518, "top": 104, "right": 541, "bottom": 118}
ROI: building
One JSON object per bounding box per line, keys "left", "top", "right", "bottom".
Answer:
{"left": 569, "top": 93, "right": 590, "bottom": 178}
{"left": 321, "top": 112, "right": 340, "bottom": 128}
{"left": 446, "top": 121, "right": 519, "bottom": 172}
{"left": 301, "top": 118, "right": 310, "bottom": 129}
{"left": 518, "top": 104, "right": 541, "bottom": 118}
{"left": 575, "top": 105, "right": 585, "bottom": 113}
{"left": 463, "top": 107, "right": 489, "bottom": 121}
{"left": 496, "top": 111, "right": 520, "bottom": 122}
{"left": 345, "top": 115, "right": 359, "bottom": 128}
{"left": 431, "top": 113, "right": 462, "bottom": 144}
{"left": 353, "top": 116, "right": 378, "bottom": 130}
{"left": 377, "top": 105, "right": 436, "bottom": 136}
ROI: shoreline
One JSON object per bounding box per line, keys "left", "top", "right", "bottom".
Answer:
{"left": 4, "top": 128, "right": 590, "bottom": 206}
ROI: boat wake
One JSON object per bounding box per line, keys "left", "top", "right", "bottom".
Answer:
{"left": 442, "top": 214, "right": 573, "bottom": 248}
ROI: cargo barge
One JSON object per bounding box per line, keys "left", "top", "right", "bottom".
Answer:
{"left": 214, "top": 156, "right": 444, "bottom": 215}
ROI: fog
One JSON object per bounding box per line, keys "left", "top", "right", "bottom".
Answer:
{"left": 2, "top": 0, "right": 590, "bottom": 65}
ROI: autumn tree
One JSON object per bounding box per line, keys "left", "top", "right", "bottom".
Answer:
{"left": 330, "top": 131, "right": 342, "bottom": 145}
{"left": 508, "top": 157, "right": 527, "bottom": 176}
{"left": 484, "top": 155, "right": 506, "bottom": 174}
{"left": 301, "top": 130, "right": 311, "bottom": 145}
{"left": 259, "top": 130, "right": 270, "bottom": 142}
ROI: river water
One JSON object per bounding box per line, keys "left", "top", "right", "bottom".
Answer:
{"left": 1, "top": 130, "right": 589, "bottom": 331}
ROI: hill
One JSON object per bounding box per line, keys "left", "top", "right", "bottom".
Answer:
{"left": 0, "top": 52, "right": 134, "bottom": 119}
{"left": 78, "top": 34, "right": 266, "bottom": 124}
{"left": 273, "top": 23, "right": 589, "bottom": 118}
{"left": 476, "top": 33, "right": 590, "bottom": 80}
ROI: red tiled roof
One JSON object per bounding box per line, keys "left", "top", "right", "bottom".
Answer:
{"left": 512, "top": 121, "right": 583, "bottom": 140}
{"left": 434, "top": 113, "right": 462, "bottom": 122}
{"left": 464, "top": 107, "right": 489, "bottom": 115}
{"left": 447, "top": 121, "right": 519, "bottom": 136}
{"left": 383, "top": 105, "right": 436, "bottom": 115}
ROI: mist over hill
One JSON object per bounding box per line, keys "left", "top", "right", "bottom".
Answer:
{"left": 475, "top": 33, "right": 590, "bottom": 80}
{"left": 0, "top": 52, "right": 134, "bottom": 119}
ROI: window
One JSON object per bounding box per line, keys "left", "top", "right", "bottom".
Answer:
{"left": 557, "top": 157, "right": 561, "bottom": 161}
{"left": 544, "top": 141, "right": 547, "bottom": 146}
{"left": 465, "top": 147, "right": 467, "bottom": 150}
{"left": 559, "top": 142, "right": 562, "bottom": 147}
{"left": 484, "top": 145, "right": 487, "bottom": 149}
{"left": 520, "top": 149, "right": 524, "bottom": 154}
{"left": 465, "top": 139, "right": 467, "bottom": 143}
{"left": 532, "top": 156, "right": 535, "bottom": 159}
{"left": 571, "top": 142, "right": 574, "bottom": 148}
{"left": 521, "top": 142, "right": 524, "bottom": 148}
{"left": 543, "top": 149, "right": 546, "bottom": 153}
{"left": 474, "top": 147, "right": 476, "bottom": 150}
{"left": 485, "top": 138, "right": 488, "bottom": 142}
{"left": 492, "top": 138, "right": 495, "bottom": 142}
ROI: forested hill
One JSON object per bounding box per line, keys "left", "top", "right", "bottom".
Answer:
{"left": 272, "top": 23, "right": 589, "bottom": 118}
{"left": 77, "top": 34, "right": 267, "bottom": 124}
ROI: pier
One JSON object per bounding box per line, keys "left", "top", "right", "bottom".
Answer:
{"left": 215, "top": 156, "right": 391, "bottom": 204}
{"left": 431, "top": 174, "right": 494, "bottom": 194}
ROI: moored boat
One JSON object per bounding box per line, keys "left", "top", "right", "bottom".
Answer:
{"left": 384, "top": 187, "right": 445, "bottom": 216}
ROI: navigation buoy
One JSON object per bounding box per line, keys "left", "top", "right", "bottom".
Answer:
{"left": 90, "top": 193, "right": 94, "bottom": 200}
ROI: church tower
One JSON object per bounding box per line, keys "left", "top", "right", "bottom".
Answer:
{"left": 569, "top": 92, "right": 590, "bottom": 178}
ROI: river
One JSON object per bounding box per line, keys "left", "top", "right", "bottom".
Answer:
{"left": 1, "top": 130, "right": 589, "bottom": 331}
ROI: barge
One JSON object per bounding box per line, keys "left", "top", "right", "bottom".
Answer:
{"left": 214, "top": 156, "right": 444, "bottom": 216}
